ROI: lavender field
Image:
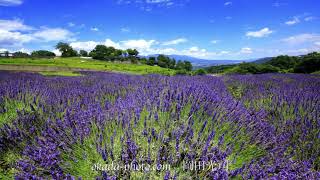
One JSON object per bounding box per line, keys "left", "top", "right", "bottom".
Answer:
{"left": 0, "top": 71, "right": 319, "bottom": 179}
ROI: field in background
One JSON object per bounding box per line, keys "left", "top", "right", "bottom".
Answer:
{"left": 0, "top": 58, "right": 176, "bottom": 76}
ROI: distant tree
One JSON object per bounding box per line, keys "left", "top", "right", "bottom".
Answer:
{"left": 139, "top": 57, "right": 148, "bottom": 64}
{"left": 157, "top": 55, "right": 170, "bottom": 68}
{"left": 266, "top": 55, "right": 299, "bottom": 70}
{"left": 147, "top": 57, "right": 156, "bottom": 66}
{"left": 294, "top": 53, "right": 320, "bottom": 73}
{"left": 31, "top": 50, "right": 56, "bottom": 57}
{"left": 13, "top": 51, "right": 30, "bottom": 58}
{"left": 127, "top": 49, "right": 139, "bottom": 57}
{"left": 89, "top": 45, "right": 108, "bottom": 60}
{"left": 183, "top": 61, "right": 193, "bottom": 71}
{"left": 193, "top": 68, "right": 207, "bottom": 75}
{"left": 114, "top": 49, "right": 123, "bottom": 57}
{"left": 79, "top": 50, "right": 88, "bottom": 57}
{"left": 175, "top": 60, "right": 185, "bottom": 70}
{"left": 175, "top": 60, "right": 192, "bottom": 71}
{"left": 168, "top": 58, "right": 176, "bottom": 69}
{"left": 206, "top": 64, "right": 237, "bottom": 74}
{"left": 55, "top": 42, "right": 78, "bottom": 57}
{"left": 89, "top": 45, "right": 124, "bottom": 60}
{"left": 259, "top": 64, "right": 280, "bottom": 73}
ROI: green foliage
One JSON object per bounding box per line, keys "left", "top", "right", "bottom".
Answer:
{"left": 266, "top": 55, "right": 299, "bottom": 70}
{"left": 56, "top": 42, "right": 78, "bottom": 57}
{"left": 0, "top": 57, "right": 176, "bottom": 75}
{"left": 0, "top": 99, "right": 29, "bottom": 127}
{"left": 206, "top": 51, "right": 319, "bottom": 75}
{"left": 139, "top": 57, "right": 147, "bottom": 64}
{"left": 89, "top": 45, "right": 124, "bottom": 61}
{"left": 126, "top": 49, "right": 139, "bottom": 57}
{"left": 0, "top": 151, "right": 20, "bottom": 179}
{"left": 176, "top": 60, "right": 192, "bottom": 71}
{"left": 13, "top": 51, "right": 30, "bottom": 58}
{"left": 175, "top": 69, "right": 188, "bottom": 75}
{"left": 31, "top": 50, "right": 55, "bottom": 58}
{"left": 206, "top": 64, "right": 237, "bottom": 74}
{"left": 147, "top": 57, "right": 156, "bottom": 66}
{"left": 157, "top": 54, "right": 170, "bottom": 68}
{"left": 193, "top": 68, "right": 207, "bottom": 75}
{"left": 79, "top": 50, "right": 88, "bottom": 57}
{"left": 294, "top": 52, "right": 320, "bottom": 73}
{"left": 39, "top": 71, "right": 82, "bottom": 77}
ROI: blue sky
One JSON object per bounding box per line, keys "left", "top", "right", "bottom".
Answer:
{"left": 0, "top": 0, "right": 320, "bottom": 60}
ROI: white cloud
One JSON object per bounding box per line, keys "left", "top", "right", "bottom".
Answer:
{"left": 0, "top": 19, "right": 33, "bottom": 31}
{"left": 224, "top": 1, "right": 232, "bottom": 6}
{"left": 90, "top": 27, "right": 99, "bottom": 32}
{"left": 285, "top": 17, "right": 300, "bottom": 25}
{"left": 240, "top": 47, "right": 253, "bottom": 54}
{"left": 70, "top": 39, "right": 156, "bottom": 55}
{"left": 0, "top": 29, "right": 33, "bottom": 47}
{"left": 0, "top": 19, "right": 75, "bottom": 48}
{"left": 225, "top": 16, "right": 232, "bottom": 20}
{"left": 0, "top": 0, "right": 22, "bottom": 6}
{"left": 68, "top": 22, "right": 75, "bottom": 27}
{"left": 315, "top": 42, "right": 320, "bottom": 46}
{"left": 162, "top": 38, "right": 187, "bottom": 46}
{"left": 121, "top": 27, "right": 130, "bottom": 33}
{"left": 272, "top": 2, "right": 287, "bottom": 7}
{"left": 146, "top": 0, "right": 171, "bottom": 4}
{"left": 281, "top": 33, "right": 320, "bottom": 45}
{"left": 53, "top": 49, "right": 62, "bottom": 56}
{"left": 120, "top": 39, "right": 157, "bottom": 50}
{"left": 304, "top": 16, "right": 316, "bottom": 22}
{"left": 246, "top": 28, "right": 273, "bottom": 38}
{"left": 104, "top": 39, "right": 121, "bottom": 49}
{"left": 210, "top": 40, "right": 220, "bottom": 44}
{"left": 32, "top": 28, "right": 74, "bottom": 42}
{"left": 70, "top": 41, "right": 99, "bottom": 51}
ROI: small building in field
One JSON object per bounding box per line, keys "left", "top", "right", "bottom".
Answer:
{"left": 0, "top": 51, "right": 13, "bottom": 57}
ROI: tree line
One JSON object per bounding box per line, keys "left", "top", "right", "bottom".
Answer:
{"left": 1, "top": 42, "right": 194, "bottom": 73}
{"left": 206, "top": 52, "right": 320, "bottom": 74}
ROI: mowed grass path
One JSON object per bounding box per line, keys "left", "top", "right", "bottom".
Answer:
{"left": 0, "top": 58, "right": 176, "bottom": 75}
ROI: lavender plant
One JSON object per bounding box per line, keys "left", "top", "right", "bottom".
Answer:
{"left": 0, "top": 71, "right": 319, "bottom": 179}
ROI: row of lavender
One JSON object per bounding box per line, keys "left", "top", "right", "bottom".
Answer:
{"left": 0, "top": 71, "right": 319, "bottom": 179}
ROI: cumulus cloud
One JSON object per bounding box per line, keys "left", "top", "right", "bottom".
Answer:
{"left": 0, "top": 29, "right": 33, "bottom": 47}
{"left": 162, "top": 38, "right": 187, "bottom": 46}
{"left": 246, "top": 28, "right": 273, "bottom": 38}
{"left": 0, "top": 19, "right": 33, "bottom": 31}
{"left": 0, "top": 19, "right": 75, "bottom": 48}
{"left": 0, "top": 0, "right": 22, "bottom": 6}
{"left": 32, "top": 28, "right": 74, "bottom": 42}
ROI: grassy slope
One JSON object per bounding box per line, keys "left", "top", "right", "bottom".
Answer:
{"left": 0, "top": 58, "right": 176, "bottom": 76}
